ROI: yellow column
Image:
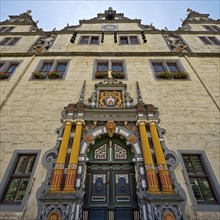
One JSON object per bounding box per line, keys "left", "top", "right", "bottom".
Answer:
{"left": 50, "top": 119, "right": 73, "bottom": 192}
{"left": 148, "top": 120, "right": 174, "bottom": 193}
{"left": 63, "top": 119, "right": 84, "bottom": 191}
{"left": 137, "top": 120, "right": 159, "bottom": 193}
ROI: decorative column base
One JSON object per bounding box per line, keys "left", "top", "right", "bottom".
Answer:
{"left": 145, "top": 164, "right": 160, "bottom": 193}
{"left": 50, "top": 165, "right": 64, "bottom": 192}
{"left": 63, "top": 164, "right": 77, "bottom": 192}
{"left": 158, "top": 164, "right": 174, "bottom": 193}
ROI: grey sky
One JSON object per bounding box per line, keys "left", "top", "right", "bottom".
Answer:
{"left": 1, "top": 1, "right": 219, "bottom": 31}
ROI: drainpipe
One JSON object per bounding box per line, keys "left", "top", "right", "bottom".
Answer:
{"left": 184, "top": 55, "right": 220, "bottom": 111}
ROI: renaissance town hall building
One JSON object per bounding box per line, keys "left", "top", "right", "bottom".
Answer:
{"left": 0, "top": 7, "right": 219, "bottom": 220}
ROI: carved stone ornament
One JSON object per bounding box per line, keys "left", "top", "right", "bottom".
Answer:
{"left": 48, "top": 210, "right": 61, "bottom": 220}
{"left": 106, "top": 121, "right": 116, "bottom": 137}
{"left": 124, "top": 91, "right": 134, "bottom": 108}
{"left": 163, "top": 211, "right": 175, "bottom": 220}
{"left": 99, "top": 90, "right": 123, "bottom": 108}
{"left": 31, "top": 34, "right": 56, "bottom": 53}
{"left": 164, "top": 33, "right": 190, "bottom": 53}
{"left": 87, "top": 91, "right": 97, "bottom": 107}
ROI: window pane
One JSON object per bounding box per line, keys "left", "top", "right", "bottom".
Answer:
{"left": 199, "top": 37, "right": 212, "bottom": 45}
{"left": 97, "top": 63, "right": 108, "bottom": 72}
{"left": 190, "top": 178, "right": 204, "bottom": 202}
{"left": 152, "top": 63, "right": 165, "bottom": 73}
{"left": 15, "top": 178, "right": 29, "bottom": 201}
{"left": 7, "top": 64, "right": 18, "bottom": 73}
{"left": 208, "top": 37, "right": 220, "bottom": 45}
{"left": 198, "top": 178, "right": 216, "bottom": 202}
{"left": 90, "top": 37, "right": 99, "bottom": 45}
{"left": 0, "top": 27, "right": 8, "bottom": 32}
{"left": 130, "top": 36, "right": 138, "bottom": 44}
{"left": 182, "top": 155, "right": 194, "bottom": 174}
{"left": 80, "top": 36, "right": 89, "bottom": 44}
{"left": 14, "top": 155, "right": 36, "bottom": 174}
{"left": 120, "top": 37, "right": 129, "bottom": 44}
{"left": 56, "top": 62, "right": 67, "bottom": 72}
{"left": 0, "top": 63, "right": 5, "bottom": 70}
{"left": 41, "top": 63, "right": 53, "bottom": 72}
{"left": 0, "top": 37, "right": 11, "bottom": 46}
{"left": 191, "top": 155, "right": 206, "bottom": 174}
{"left": 4, "top": 178, "right": 21, "bottom": 202}
{"left": 167, "top": 63, "right": 180, "bottom": 72}
{"left": 203, "top": 26, "right": 214, "bottom": 31}
{"left": 8, "top": 38, "right": 19, "bottom": 46}
{"left": 112, "top": 63, "right": 123, "bottom": 72}
{"left": 212, "top": 26, "right": 220, "bottom": 32}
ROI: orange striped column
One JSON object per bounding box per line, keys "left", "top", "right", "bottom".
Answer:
{"left": 50, "top": 119, "right": 73, "bottom": 192}
{"left": 148, "top": 120, "right": 174, "bottom": 193}
{"left": 63, "top": 119, "right": 84, "bottom": 192}
{"left": 137, "top": 120, "right": 160, "bottom": 193}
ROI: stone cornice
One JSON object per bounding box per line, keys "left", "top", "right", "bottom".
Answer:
{"left": 0, "top": 52, "right": 219, "bottom": 58}
{"left": 0, "top": 29, "right": 219, "bottom": 36}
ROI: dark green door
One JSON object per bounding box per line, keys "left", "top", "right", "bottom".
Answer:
{"left": 83, "top": 137, "right": 139, "bottom": 220}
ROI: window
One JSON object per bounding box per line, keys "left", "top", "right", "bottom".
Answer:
{"left": 151, "top": 60, "right": 189, "bottom": 80}
{"left": 0, "top": 61, "right": 20, "bottom": 80}
{"left": 0, "top": 26, "right": 15, "bottom": 33}
{"left": 199, "top": 36, "right": 220, "bottom": 45}
{"left": 31, "top": 60, "right": 68, "bottom": 80}
{"left": 119, "top": 36, "right": 139, "bottom": 45}
{"left": 0, "top": 151, "right": 40, "bottom": 212}
{"left": 0, "top": 37, "right": 20, "bottom": 46}
{"left": 203, "top": 25, "right": 220, "bottom": 32}
{"left": 79, "top": 36, "right": 99, "bottom": 45}
{"left": 179, "top": 151, "right": 220, "bottom": 211}
{"left": 94, "top": 60, "right": 126, "bottom": 79}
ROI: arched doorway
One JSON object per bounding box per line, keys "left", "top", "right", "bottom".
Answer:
{"left": 83, "top": 136, "right": 139, "bottom": 220}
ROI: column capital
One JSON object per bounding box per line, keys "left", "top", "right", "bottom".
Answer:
{"left": 147, "top": 119, "right": 159, "bottom": 126}
{"left": 73, "top": 119, "right": 85, "bottom": 126}
{"left": 136, "top": 119, "right": 148, "bottom": 126}
{"left": 63, "top": 119, "right": 74, "bottom": 124}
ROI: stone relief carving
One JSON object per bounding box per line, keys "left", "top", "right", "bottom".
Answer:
{"left": 31, "top": 34, "right": 56, "bottom": 53}
{"left": 164, "top": 34, "right": 190, "bottom": 53}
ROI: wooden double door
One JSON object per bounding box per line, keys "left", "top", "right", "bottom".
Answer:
{"left": 83, "top": 137, "right": 139, "bottom": 220}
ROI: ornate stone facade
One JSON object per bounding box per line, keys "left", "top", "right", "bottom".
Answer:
{"left": 0, "top": 7, "right": 219, "bottom": 220}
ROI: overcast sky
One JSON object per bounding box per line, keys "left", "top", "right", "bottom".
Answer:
{"left": 1, "top": 1, "right": 219, "bottom": 31}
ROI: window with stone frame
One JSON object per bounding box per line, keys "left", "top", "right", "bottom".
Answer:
{"left": 79, "top": 36, "right": 99, "bottom": 45}
{"left": 0, "top": 151, "right": 40, "bottom": 212}
{"left": 0, "top": 61, "right": 20, "bottom": 80}
{"left": 203, "top": 25, "right": 220, "bottom": 32}
{"left": 0, "top": 26, "right": 15, "bottom": 33}
{"left": 31, "top": 60, "right": 69, "bottom": 80}
{"left": 0, "top": 37, "right": 20, "bottom": 46}
{"left": 179, "top": 151, "right": 220, "bottom": 211}
{"left": 119, "top": 36, "right": 139, "bottom": 45}
{"left": 199, "top": 36, "right": 220, "bottom": 45}
{"left": 94, "top": 60, "right": 126, "bottom": 79}
{"left": 151, "top": 60, "right": 189, "bottom": 80}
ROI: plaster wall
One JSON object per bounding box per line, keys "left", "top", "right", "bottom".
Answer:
{"left": 0, "top": 55, "right": 219, "bottom": 219}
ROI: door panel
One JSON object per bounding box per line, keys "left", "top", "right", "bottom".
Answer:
{"left": 83, "top": 137, "right": 139, "bottom": 220}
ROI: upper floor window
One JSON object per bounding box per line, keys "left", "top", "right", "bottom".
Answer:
{"left": 0, "top": 61, "right": 20, "bottom": 80}
{"left": 0, "top": 26, "right": 15, "bottom": 33}
{"left": 31, "top": 60, "right": 68, "bottom": 80}
{"left": 179, "top": 151, "right": 220, "bottom": 211}
{"left": 199, "top": 36, "right": 220, "bottom": 45}
{"left": 94, "top": 60, "right": 126, "bottom": 79}
{"left": 203, "top": 25, "right": 220, "bottom": 32}
{"left": 0, "top": 151, "right": 40, "bottom": 212}
{"left": 151, "top": 60, "right": 189, "bottom": 80}
{"left": 0, "top": 37, "right": 20, "bottom": 46}
{"left": 79, "top": 36, "right": 99, "bottom": 45}
{"left": 119, "top": 36, "right": 139, "bottom": 45}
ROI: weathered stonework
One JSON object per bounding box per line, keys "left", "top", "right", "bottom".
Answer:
{"left": 0, "top": 8, "right": 219, "bottom": 220}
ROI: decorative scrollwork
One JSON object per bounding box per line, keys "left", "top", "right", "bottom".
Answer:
{"left": 43, "top": 149, "right": 57, "bottom": 167}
